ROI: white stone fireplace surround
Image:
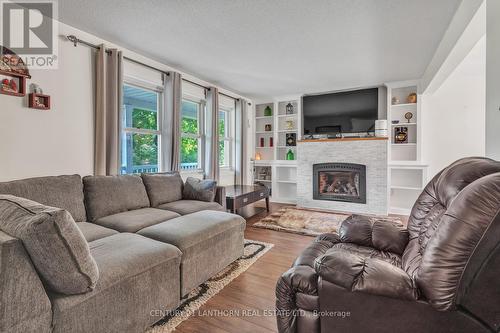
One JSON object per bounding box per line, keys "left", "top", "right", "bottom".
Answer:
{"left": 297, "top": 139, "right": 388, "bottom": 215}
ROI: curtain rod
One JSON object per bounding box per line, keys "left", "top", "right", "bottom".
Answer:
{"left": 66, "top": 35, "right": 244, "bottom": 103}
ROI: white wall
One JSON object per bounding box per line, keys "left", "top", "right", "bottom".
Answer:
{"left": 422, "top": 37, "right": 486, "bottom": 178}
{"left": 486, "top": 0, "right": 500, "bottom": 159}
{"left": 0, "top": 27, "right": 95, "bottom": 182}
{"left": 0, "top": 22, "right": 250, "bottom": 182}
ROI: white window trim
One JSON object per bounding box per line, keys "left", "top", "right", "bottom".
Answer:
{"left": 122, "top": 80, "right": 163, "bottom": 173}
{"left": 180, "top": 96, "right": 206, "bottom": 173}
{"left": 219, "top": 106, "right": 234, "bottom": 169}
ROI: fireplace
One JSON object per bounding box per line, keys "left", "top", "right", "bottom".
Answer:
{"left": 313, "top": 163, "right": 366, "bottom": 204}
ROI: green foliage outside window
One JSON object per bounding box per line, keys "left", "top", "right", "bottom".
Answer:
{"left": 131, "top": 108, "right": 158, "bottom": 166}
{"left": 181, "top": 117, "right": 198, "bottom": 164}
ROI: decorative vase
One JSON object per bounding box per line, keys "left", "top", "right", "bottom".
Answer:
{"left": 269, "top": 137, "right": 274, "bottom": 147}
{"left": 286, "top": 149, "right": 295, "bottom": 160}
{"left": 286, "top": 102, "right": 294, "bottom": 115}
{"left": 407, "top": 93, "right": 417, "bottom": 104}
{"left": 264, "top": 106, "right": 272, "bottom": 116}
{"left": 260, "top": 137, "right": 265, "bottom": 147}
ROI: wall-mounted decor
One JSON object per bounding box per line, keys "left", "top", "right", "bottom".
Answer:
{"left": 264, "top": 105, "right": 273, "bottom": 116}
{"left": 405, "top": 112, "right": 413, "bottom": 123}
{"left": 394, "top": 127, "right": 408, "bottom": 144}
{"left": 286, "top": 133, "right": 297, "bottom": 146}
{"left": 406, "top": 93, "right": 417, "bottom": 104}
{"left": 265, "top": 124, "right": 272, "bottom": 131}
{"left": 29, "top": 93, "right": 51, "bottom": 110}
{"left": 286, "top": 102, "right": 294, "bottom": 114}
{"left": 0, "top": 46, "right": 31, "bottom": 96}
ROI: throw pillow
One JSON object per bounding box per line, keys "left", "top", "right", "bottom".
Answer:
{"left": 182, "top": 177, "right": 217, "bottom": 202}
{"left": 141, "top": 172, "right": 184, "bottom": 207}
{"left": 0, "top": 195, "right": 99, "bottom": 295}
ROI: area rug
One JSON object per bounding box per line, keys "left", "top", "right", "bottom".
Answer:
{"left": 147, "top": 239, "right": 274, "bottom": 333}
{"left": 253, "top": 207, "right": 403, "bottom": 236}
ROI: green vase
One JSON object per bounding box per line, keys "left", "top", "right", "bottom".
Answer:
{"left": 264, "top": 106, "right": 272, "bottom": 116}
{"left": 286, "top": 149, "right": 295, "bottom": 160}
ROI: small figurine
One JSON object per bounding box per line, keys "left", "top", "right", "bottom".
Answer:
{"left": 9, "top": 79, "right": 17, "bottom": 92}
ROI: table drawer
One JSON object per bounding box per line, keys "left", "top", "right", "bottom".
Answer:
{"left": 234, "top": 193, "right": 254, "bottom": 208}
{"left": 253, "top": 189, "right": 268, "bottom": 201}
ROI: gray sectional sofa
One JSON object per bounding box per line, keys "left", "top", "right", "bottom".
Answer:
{"left": 0, "top": 173, "right": 245, "bottom": 333}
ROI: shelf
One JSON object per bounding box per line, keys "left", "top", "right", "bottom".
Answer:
{"left": 389, "top": 161, "right": 428, "bottom": 167}
{"left": 391, "top": 122, "right": 417, "bottom": 126}
{"left": 391, "top": 185, "right": 422, "bottom": 191}
{"left": 277, "top": 180, "right": 297, "bottom": 184}
{"left": 256, "top": 147, "right": 273, "bottom": 149}
{"left": 277, "top": 129, "right": 298, "bottom": 133}
{"left": 277, "top": 114, "right": 297, "bottom": 118}
{"left": 392, "top": 143, "right": 417, "bottom": 146}
{"left": 256, "top": 116, "right": 273, "bottom": 120}
{"left": 255, "top": 131, "right": 273, "bottom": 135}
{"left": 391, "top": 103, "right": 417, "bottom": 108}
{"left": 277, "top": 146, "right": 296, "bottom": 148}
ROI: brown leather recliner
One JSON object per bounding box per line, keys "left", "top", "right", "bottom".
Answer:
{"left": 276, "top": 157, "right": 500, "bottom": 333}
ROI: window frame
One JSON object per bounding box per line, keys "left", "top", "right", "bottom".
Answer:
{"left": 180, "top": 95, "right": 206, "bottom": 174}
{"left": 121, "top": 78, "right": 164, "bottom": 174}
{"left": 219, "top": 105, "right": 234, "bottom": 169}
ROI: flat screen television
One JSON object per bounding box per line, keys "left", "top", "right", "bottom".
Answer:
{"left": 303, "top": 88, "right": 379, "bottom": 136}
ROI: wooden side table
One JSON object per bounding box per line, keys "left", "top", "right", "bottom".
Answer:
{"left": 225, "top": 185, "right": 270, "bottom": 214}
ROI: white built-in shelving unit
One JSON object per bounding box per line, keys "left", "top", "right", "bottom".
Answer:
{"left": 253, "top": 98, "right": 301, "bottom": 204}
{"left": 386, "top": 81, "right": 428, "bottom": 215}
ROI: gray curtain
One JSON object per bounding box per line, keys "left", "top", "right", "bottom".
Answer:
{"left": 162, "top": 72, "right": 182, "bottom": 171}
{"left": 94, "top": 45, "right": 123, "bottom": 175}
{"left": 235, "top": 99, "right": 249, "bottom": 185}
{"left": 205, "top": 87, "right": 220, "bottom": 181}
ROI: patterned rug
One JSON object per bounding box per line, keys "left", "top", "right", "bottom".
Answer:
{"left": 147, "top": 239, "right": 274, "bottom": 333}
{"left": 253, "top": 207, "right": 403, "bottom": 236}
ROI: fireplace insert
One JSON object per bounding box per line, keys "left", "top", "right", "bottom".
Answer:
{"left": 313, "top": 163, "right": 366, "bottom": 203}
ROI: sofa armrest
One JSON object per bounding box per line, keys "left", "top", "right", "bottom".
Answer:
{"left": 339, "top": 215, "right": 409, "bottom": 255}
{"left": 0, "top": 231, "right": 52, "bottom": 332}
{"left": 214, "top": 186, "right": 226, "bottom": 210}
{"left": 314, "top": 248, "right": 418, "bottom": 301}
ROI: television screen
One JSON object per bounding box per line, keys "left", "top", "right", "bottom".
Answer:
{"left": 303, "top": 88, "right": 379, "bottom": 135}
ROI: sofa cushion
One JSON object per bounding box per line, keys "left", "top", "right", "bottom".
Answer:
{"left": 182, "top": 177, "right": 217, "bottom": 202}
{"left": 83, "top": 175, "right": 150, "bottom": 222}
{"left": 138, "top": 210, "right": 245, "bottom": 294}
{"left": 0, "top": 195, "right": 99, "bottom": 295}
{"left": 76, "top": 222, "right": 119, "bottom": 242}
{"left": 0, "top": 174, "right": 87, "bottom": 222}
{"left": 141, "top": 172, "right": 184, "bottom": 207}
{"left": 94, "top": 208, "right": 180, "bottom": 233}
{"left": 50, "top": 233, "right": 181, "bottom": 333}
{"left": 158, "top": 200, "right": 224, "bottom": 215}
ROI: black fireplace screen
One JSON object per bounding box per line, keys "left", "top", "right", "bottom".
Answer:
{"left": 313, "top": 163, "right": 366, "bottom": 204}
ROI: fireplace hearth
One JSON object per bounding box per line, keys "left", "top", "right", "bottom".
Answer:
{"left": 313, "top": 163, "right": 366, "bottom": 204}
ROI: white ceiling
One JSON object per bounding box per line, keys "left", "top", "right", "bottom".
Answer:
{"left": 59, "top": 0, "right": 461, "bottom": 100}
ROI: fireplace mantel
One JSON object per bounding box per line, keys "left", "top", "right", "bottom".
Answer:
{"left": 298, "top": 137, "right": 388, "bottom": 143}
{"left": 297, "top": 139, "right": 388, "bottom": 215}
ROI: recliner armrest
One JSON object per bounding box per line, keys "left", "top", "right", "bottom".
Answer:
{"left": 214, "top": 186, "right": 226, "bottom": 210}
{"left": 339, "top": 215, "right": 409, "bottom": 255}
{"left": 314, "top": 248, "right": 419, "bottom": 301}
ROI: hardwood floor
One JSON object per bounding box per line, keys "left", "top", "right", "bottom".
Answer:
{"left": 175, "top": 202, "right": 313, "bottom": 333}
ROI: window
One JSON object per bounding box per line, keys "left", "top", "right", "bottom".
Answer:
{"left": 121, "top": 83, "right": 161, "bottom": 174}
{"left": 180, "top": 99, "right": 204, "bottom": 171}
{"left": 219, "top": 108, "right": 233, "bottom": 167}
